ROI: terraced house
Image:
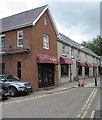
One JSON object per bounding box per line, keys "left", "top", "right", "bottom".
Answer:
{"left": 57, "top": 33, "right": 101, "bottom": 85}
{"left": 0, "top": 5, "right": 101, "bottom": 91}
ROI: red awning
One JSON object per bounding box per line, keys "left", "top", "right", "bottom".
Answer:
{"left": 93, "top": 65, "right": 97, "bottom": 68}
{"left": 60, "top": 57, "right": 74, "bottom": 64}
{"left": 86, "top": 63, "right": 93, "bottom": 67}
{"left": 37, "top": 54, "right": 59, "bottom": 64}
{"left": 77, "top": 61, "right": 86, "bottom": 67}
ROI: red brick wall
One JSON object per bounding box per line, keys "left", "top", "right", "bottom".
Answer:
{"left": 2, "top": 10, "right": 59, "bottom": 91}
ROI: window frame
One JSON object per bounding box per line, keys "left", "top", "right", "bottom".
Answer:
{"left": 71, "top": 47, "right": 74, "bottom": 59}
{"left": 43, "top": 34, "right": 49, "bottom": 50}
{"left": 77, "top": 50, "right": 80, "bottom": 60}
{"left": 61, "top": 64, "right": 69, "bottom": 77}
{"left": 77, "top": 66, "right": 82, "bottom": 76}
{"left": 0, "top": 34, "right": 5, "bottom": 52}
{"left": 17, "top": 31, "right": 23, "bottom": 47}
{"left": 44, "top": 16, "right": 47, "bottom": 25}
{"left": 62, "top": 44, "right": 66, "bottom": 56}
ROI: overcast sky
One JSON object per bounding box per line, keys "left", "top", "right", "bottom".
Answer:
{"left": 0, "top": 0, "right": 100, "bottom": 43}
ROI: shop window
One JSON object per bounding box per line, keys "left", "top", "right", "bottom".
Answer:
{"left": 17, "top": 31, "right": 23, "bottom": 47}
{"left": 0, "top": 35, "right": 5, "bottom": 52}
{"left": 61, "top": 64, "right": 69, "bottom": 76}
{"left": 85, "top": 67, "right": 89, "bottom": 76}
{"left": 43, "top": 34, "right": 49, "bottom": 50}
{"left": 77, "top": 66, "right": 82, "bottom": 75}
{"left": 62, "top": 44, "right": 66, "bottom": 56}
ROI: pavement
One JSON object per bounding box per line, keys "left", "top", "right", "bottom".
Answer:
{"left": 34, "top": 76, "right": 101, "bottom": 118}
{"left": 35, "top": 76, "right": 100, "bottom": 95}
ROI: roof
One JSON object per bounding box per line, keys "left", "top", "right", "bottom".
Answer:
{"left": 58, "top": 33, "right": 99, "bottom": 58}
{"left": 1, "top": 5, "right": 48, "bottom": 32}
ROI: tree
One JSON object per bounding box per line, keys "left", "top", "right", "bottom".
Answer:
{"left": 81, "top": 35, "right": 102, "bottom": 56}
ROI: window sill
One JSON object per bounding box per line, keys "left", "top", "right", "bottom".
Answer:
{"left": 61, "top": 75, "right": 69, "bottom": 78}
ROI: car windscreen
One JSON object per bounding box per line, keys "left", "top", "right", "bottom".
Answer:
{"left": 4, "top": 75, "right": 20, "bottom": 81}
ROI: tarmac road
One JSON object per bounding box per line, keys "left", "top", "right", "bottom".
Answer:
{"left": 1, "top": 87, "right": 100, "bottom": 118}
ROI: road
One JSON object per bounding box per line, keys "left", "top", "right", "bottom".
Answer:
{"left": 1, "top": 87, "right": 100, "bottom": 119}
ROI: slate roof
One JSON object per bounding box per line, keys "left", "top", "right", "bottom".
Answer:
{"left": 59, "top": 33, "right": 99, "bottom": 58}
{"left": 1, "top": 5, "right": 48, "bottom": 32}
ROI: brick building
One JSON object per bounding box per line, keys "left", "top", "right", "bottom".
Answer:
{"left": 0, "top": 5, "right": 59, "bottom": 91}
{"left": 0, "top": 5, "right": 101, "bottom": 90}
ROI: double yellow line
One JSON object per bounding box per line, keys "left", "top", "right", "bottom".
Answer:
{"left": 77, "top": 88, "right": 98, "bottom": 119}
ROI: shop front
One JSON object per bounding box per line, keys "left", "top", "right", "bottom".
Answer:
{"left": 37, "top": 54, "right": 59, "bottom": 88}
{"left": 77, "top": 61, "right": 86, "bottom": 77}
{"left": 85, "top": 63, "right": 93, "bottom": 77}
{"left": 93, "top": 65, "right": 97, "bottom": 77}
{"left": 59, "top": 57, "right": 74, "bottom": 84}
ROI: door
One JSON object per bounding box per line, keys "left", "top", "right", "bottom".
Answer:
{"left": 38, "top": 64, "right": 54, "bottom": 88}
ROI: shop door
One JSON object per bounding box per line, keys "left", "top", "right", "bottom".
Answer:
{"left": 38, "top": 64, "right": 54, "bottom": 88}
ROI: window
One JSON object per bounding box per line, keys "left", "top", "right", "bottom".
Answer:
{"left": 17, "top": 31, "right": 23, "bottom": 47}
{"left": 71, "top": 48, "right": 74, "bottom": 58}
{"left": 44, "top": 16, "right": 47, "bottom": 25}
{"left": 0, "top": 63, "right": 5, "bottom": 74}
{"left": 77, "top": 50, "right": 80, "bottom": 60}
{"left": 17, "top": 62, "right": 21, "bottom": 79}
{"left": 43, "top": 34, "right": 49, "bottom": 49}
{"left": 77, "top": 66, "right": 82, "bottom": 75}
{"left": 62, "top": 44, "right": 66, "bottom": 56}
{"left": 85, "top": 53, "right": 87, "bottom": 62}
{"left": 0, "top": 35, "right": 5, "bottom": 52}
{"left": 61, "top": 64, "right": 69, "bottom": 76}
{"left": 85, "top": 67, "right": 89, "bottom": 76}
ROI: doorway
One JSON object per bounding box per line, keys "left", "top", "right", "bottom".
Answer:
{"left": 38, "top": 63, "right": 55, "bottom": 88}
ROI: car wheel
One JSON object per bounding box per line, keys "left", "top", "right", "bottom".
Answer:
{"left": 10, "top": 87, "right": 17, "bottom": 97}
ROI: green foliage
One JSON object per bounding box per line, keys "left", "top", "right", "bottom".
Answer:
{"left": 81, "top": 35, "right": 102, "bottom": 56}
{"left": 73, "top": 76, "right": 79, "bottom": 81}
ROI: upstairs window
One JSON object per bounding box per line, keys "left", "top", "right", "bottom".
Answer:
{"left": 77, "top": 50, "right": 80, "bottom": 60}
{"left": 0, "top": 35, "right": 5, "bottom": 52}
{"left": 44, "top": 16, "right": 47, "bottom": 25}
{"left": 62, "top": 44, "right": 66, "bottom": 56}
{"left": 71, "top": 47, "right": 74, "bottom": 58}
{"left": 43, "top": 34, "right": 49, "bottom": 50}
{"left": 17, "top": 31, "right": 23, "bottom": 47}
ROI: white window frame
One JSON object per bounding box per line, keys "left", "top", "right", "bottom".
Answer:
{"left": 71, "top": 47, "right": 74, "bottom": 59}
{"left": 44, "top": 16, "right": 47, "bottom": 25}
{"left": 77, "top": 50, "right": 80, "bottom": 60}
{"left": 0, "top": 34, "right": 5, "bottom": 52}
{"left": 17, "top": 31, "right": 23, "bottom": 47}
{"left": 62, "top": 44, "right": 66, "bottom": 56}
{"left": 43, "top": 34, "right": 49, "bottom": 50}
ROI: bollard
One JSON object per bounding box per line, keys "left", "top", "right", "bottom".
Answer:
{"left": 95, "top": 77, "right": 97, "bottom": 86}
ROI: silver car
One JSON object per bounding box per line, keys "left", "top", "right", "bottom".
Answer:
{"left": 0, "top": 75, "right": 32, "bottom": 97}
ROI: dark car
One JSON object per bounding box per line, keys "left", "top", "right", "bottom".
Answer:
{"left": 0, "top": 82, "right": 9, "bottom": 100}
{"left": 0, "top": 75, "right": 32, "bottom": 97}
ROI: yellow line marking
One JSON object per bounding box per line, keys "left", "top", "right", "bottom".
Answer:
{"left": 3, "top": 88, "right": 77, "bottom": 105}
{"left": 77, "top": 88, "right": 98, "bottom": 118}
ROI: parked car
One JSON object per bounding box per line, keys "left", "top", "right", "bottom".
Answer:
{"left": 0, "top": 82, "right": 9, "bottom": 100}
{"left": 0, "top": 75, "right": 32, "bottom": 97}
{"left": 78, "top": 80, "right": 84, "bottom": 87}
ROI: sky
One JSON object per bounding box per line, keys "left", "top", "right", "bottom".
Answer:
{"left": 0, "top": 0, "right": 100, "bottom": 44}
